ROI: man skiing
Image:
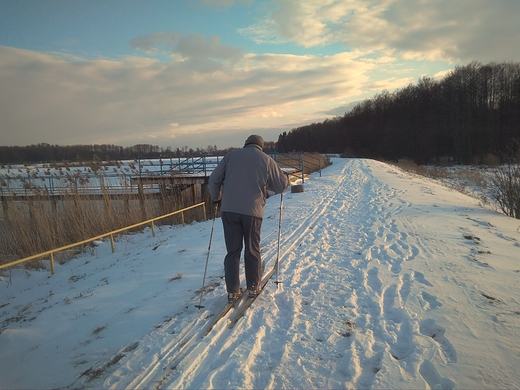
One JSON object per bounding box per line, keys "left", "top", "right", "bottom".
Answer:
{"left": 208, "top": 134, "right": 288, "bottom": 303}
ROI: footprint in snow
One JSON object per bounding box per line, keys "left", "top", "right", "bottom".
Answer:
{"left": 420, "top": 291, "right": 442, "bottom": 310}
{"left": 419, "top": 360, "right": 457, "bottom": 390}
{"left": 399, "top": 273, "right": 413, "bottom": 304}
{"left": 390, "top": 320, "right": 414, "bottom": 361}
{"left": 413, "top": 270, "right": 433, "bottom": 287}
{"left": 419, "top": 318, "right": 457, "bottom": 364}
{"left": 367, "top": 267, "right": 382, "bottom": 294}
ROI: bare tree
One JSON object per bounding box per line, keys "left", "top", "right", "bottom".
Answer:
{"left": 490, "top": 140, "right": 520, "bottom": 219}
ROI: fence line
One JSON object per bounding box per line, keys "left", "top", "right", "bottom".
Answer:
{"left": 0, "top": 202, "right": 206, "bottom": 275}
{"left": 271, "top": 153, "right": 323, "bottom": 183}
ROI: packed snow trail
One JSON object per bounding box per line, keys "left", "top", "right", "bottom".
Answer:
{"left": 256, "top": 160, "right": 446, "bottom": 389}
{"left": 94, "top": 161, "right": 359, "bottom": 390}
{"left": 3, "top": 158, "right": 520, "bottom": 389}
{"left": 178, "top": 159, "right": 433, "bottom": 389}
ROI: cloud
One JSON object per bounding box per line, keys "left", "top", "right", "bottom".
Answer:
{"left": 132, "top": 31, "right": 243, "bottom": 61}
{"left": 367, "top": 77, "right": 414, "bottom": 91}
{"left": 177, "top": 34, "right": 242, "bottom": 60}
{"left": 0, "top": 45, "right": 377, "bottom": 148}
{"left": 261, "top": 111, "right": 284, "bottom": 118}
{"left": 130, "top": 32, "right": 182, "bottom": 53}
{"left": 131, "top": 32, "right": 244, "bottom": 73}
{"left": 325, "top": 100, "right": 363, "bottom": 116}
{"left": 433, "top": 69, "right": 452, "bottom": 80}
{"left": 243, "top": 0, "right": 520, "bottom": 62}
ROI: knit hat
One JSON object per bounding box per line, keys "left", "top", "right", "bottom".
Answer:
{"left": 244, "top": 134, "right": 264, "bottom": 148}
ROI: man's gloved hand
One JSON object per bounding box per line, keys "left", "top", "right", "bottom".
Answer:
{"left": 267, "top": 190, "right": 276, "bottom": 198}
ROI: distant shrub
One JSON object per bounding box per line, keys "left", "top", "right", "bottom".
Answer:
{"left": 488, "top": 140, "right": 520, "bottom": 219}
{"left": 490, "top": 164, "right": 520, "bottom": 219}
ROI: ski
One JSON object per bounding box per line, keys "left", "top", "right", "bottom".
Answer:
{"left": 200, "top": 289, "right": 245, "bottom": 338}
{"left": 202, "top": 261, "right": 270, "bottom": 336}
{"left": 227, "top": 266, "right": 277, "bottom": 329}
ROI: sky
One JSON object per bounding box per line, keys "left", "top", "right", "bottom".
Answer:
{"left": 1, "top": 0, "right": 520, "bottom": 150}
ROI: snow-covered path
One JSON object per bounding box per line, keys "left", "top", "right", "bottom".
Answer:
{"left": 1, "top": 158, "right": 520, "bottom": 389}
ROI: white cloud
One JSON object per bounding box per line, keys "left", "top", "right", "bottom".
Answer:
{"left": 433, "top": 69, "right": 452, "bottom": 80}
{"left": 261, "top": 111, "right": 283, "bottom": 118}
{"left": 368, "top": 77, "right": 414, "bottom": 91}
{"left": 243, "top": 0, "right": 520, "bottom": 62}
{"left": 0, "top": 45, "right": 379, "bottom": 148}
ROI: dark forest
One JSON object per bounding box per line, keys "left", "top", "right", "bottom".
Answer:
{"left": 277, "top": 61, "right": 520, "bottom": 164}
{"left": 0, "top": 142, "right": 279, "bottom": 165}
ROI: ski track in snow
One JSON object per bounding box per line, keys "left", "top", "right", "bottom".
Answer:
{"left": 236, "top": 159, "right": 456, "bottom": 390}
{"left": 4, "top": 158, "right": 520, "bottom": 389}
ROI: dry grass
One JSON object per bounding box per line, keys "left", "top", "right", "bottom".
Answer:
{"left": 394, "top": 159, "right": 437, "bottom": 178}
{"left": 395, "top": 160, "right": 488, "bottom": 188}
{"left": 393, "top": 160, "right": 491, "bottom": 205}
{"left": 276, "top": 153, "right": 331, "bottom": 175}
{"left": 0, "top": 173, "right": 206, "bottom": 268}
{"left": 168, "top": 273, "right": 183, "bottom": 282}
{"left": 92, "top": 324, "right": 108, "bottom": 335}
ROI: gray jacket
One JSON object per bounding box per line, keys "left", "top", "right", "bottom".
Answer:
{"left": 208, "top": 144, "right": 288, "bottom": 218}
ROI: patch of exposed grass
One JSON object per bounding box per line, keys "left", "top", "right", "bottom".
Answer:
{"left": 92, "top": 324, "right": 108, "bottom": 335}
{"left": 168, "top": 273, "right": 183, "bottom": 282}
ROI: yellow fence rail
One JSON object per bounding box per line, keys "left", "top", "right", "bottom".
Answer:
{"left": 0, "top": 202, "right": 207, "bottom": 275}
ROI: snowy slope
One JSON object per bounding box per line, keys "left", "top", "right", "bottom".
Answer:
{"left": 1, "top": 158, "right": 519, "bottom": 389}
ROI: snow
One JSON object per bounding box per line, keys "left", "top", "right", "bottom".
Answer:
{"left": 1, "top": 158, "right": 520, "bottom": 389}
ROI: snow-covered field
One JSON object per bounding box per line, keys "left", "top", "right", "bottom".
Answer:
{"left": 1, "top": 158, "right": 519, "bottom": 389}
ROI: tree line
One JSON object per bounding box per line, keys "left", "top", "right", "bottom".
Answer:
{"left": 277, "top": 61, "right": 520, "bottom": 164}
{"left": 0, "top": 144, "right": 157, "bottom": 165}
{"left": 0, "top": 141, "right": 277, "bottom": 165}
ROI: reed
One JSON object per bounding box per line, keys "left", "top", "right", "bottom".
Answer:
{"left": 275, "top": 152, "right": 330, "bottom": 175}
{"left": 0, "top": 171, "right": 202, "bottom": 268}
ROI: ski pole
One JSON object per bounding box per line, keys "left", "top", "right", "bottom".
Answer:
{"left": 195, "top": 203, "right": 218, "bottom": 309}
{"left": 275, "top": 192, "right": 284, "bottom": 287}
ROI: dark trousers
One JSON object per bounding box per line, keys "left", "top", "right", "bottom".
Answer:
{"left": 221, "top": 212, "right": 263, "bottom": 293}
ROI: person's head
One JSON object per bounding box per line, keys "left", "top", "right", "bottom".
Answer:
{"left": 244, "top": 134, "right": 264, "bottom": 149}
